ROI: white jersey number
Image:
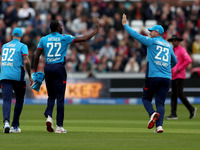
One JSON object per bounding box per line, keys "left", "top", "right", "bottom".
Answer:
{"left": 2, "top": 48, "right": 15, "bottom": 61}
{"left": 155, "top": 46, "right": 169, "bottom": 62}
{"left": 47, "top": 43, "right": 61, "bottom": 57}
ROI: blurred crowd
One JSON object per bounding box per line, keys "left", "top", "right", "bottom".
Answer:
{"left": 0, "top": 0, "right": 200, "bottom": 74}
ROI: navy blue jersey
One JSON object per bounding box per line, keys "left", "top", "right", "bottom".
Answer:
{"left": 124, "top": 24, "right": 177, "bottom": 79}
{"left": 0, "top": 39, "right": 28, "bottom": 81}
{"left": 37, "top": 32, "right": 75, "bottom": 64}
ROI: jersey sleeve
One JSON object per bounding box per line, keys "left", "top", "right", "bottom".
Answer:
{"left": 171, "top": 47, "right": 177, "bottom": 68}
{"left": 21, "top": 44, "right": 29, "bottom": 56}
{"left": 37, "top": 37, "right": 44, "bottom": 50}
{"left": 124, "top": 24, "right": 154, "bottom": 46}
{"left": 64, "top": 35, "right": 75, "bottom": 43}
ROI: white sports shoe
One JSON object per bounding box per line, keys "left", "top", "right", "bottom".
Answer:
{"left": 46, "top": 115, "right": 54, "bottom": 132}
{"left": 154, "top": 126, "right": 163, "bottom": 133}
{"left": 10, "top": 126, "right": 21, "bottom": 133}
{"left": 3, "top": 120, "right": 10, "bottom": 133}
{"left": 55, "top": 125, "right": 67, "bottom": 133}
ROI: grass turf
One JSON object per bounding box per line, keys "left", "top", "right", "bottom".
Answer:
{"left": 0, "top": 104, "right": 199, "bottom": 150}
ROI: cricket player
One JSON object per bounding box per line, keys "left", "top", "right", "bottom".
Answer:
{"left": 0, "top": 27, "right": 33, "bottom": 133}
{"left": 122, "top": 14, "right": 177, "bottom": 133}
{"left": 33, "top": 19, "right": 99, "bottom": 133}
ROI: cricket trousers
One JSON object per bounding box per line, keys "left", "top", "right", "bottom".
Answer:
{"left": 1, "top": 80, "right": 26, "bottom": 127}
{"left": 171, "top": 79, "right": 194, "bottom": 115}
{"left": 44, "top": 63, "right": 67, "bottom": 127}
{"left": 142, "top": 77, "right": 171, "bottom": 127}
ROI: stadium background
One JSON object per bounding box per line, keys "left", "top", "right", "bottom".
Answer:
{"left": 0, "top": 0, "right": 200, "bottom": 104}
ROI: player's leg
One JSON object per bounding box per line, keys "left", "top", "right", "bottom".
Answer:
{"left": 54, "top": 64, "right": 66, "bottom": 128}
{"left": 142, "top": 78, "right": 157, "bottom": 117}
{"left": 155, "top": 78, "right": 171, "bottom": 128}
{"left": 11, "top": 81, "right": 26, "bottom": 129}
{"left": 44, "top": 65, "right": 56, "bottom": 118}
{"left": 142, "top": 78, "right": 160, "bottom": 129}
{"left": 44, "top": 65, "right": 56, "bottom": 132}
{"left": 1, "top": 80, "right": 13, "bottom": 123}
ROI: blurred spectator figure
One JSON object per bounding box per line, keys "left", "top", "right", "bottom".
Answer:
{"left": 107, "top": 28, "right": 118, "bottom": 47}
{"left": 81, "top": 55, "right": 93, "bottom": 72}
{"left": 37, "top": 22, "right": 49, "bottom": 36}
{"left": 158, "top": 3, "right": 173, "bottom": 31}
{"left": 105, "top": 2, "right": 116, "bottom": 17}
{"left": 144, "top": 0, "right": 162, "bottom": 20}
{"left": 189, "top": 0, "right": 199, "bottom": 25}
{"left": 124, "top": 57, "right": 139, "bottom": 73}
{"left": 35, "top": 0, "right": 50, "bottom": 14}
{"left": 175, "top": 7, "right": 185, "bottom": 35}
{"left": 49, "top": 1, "right": 60, "bottom": 20}
{"left": 163, "top": 24, "right": 180, "bottom": 40}
{"left": 67, "top": 47, "right": 81, "bottom": 72}
{"left": 71, "top": 14, "right": 88, "bottom": 34}
{"left": 91, "top": 35, "right": 104, "bottom": 51}
{"left": 98, "top": 39, "right": 116, "bottom": 61}
{"left": 91, "top": 4, "right": 100, "bottom": 18}
{"left": 116, "top": 2, "right": 128, "bottom": 17}
{"left": 18, "top": 2, "right": 35, "bottom": 26}
{"left": 116, "top": 40, "right": 129, "bottom": 58}
{"left": 31, "top": 13, "right": 43, "bottom": 30}
{"left": 192, "top": 35, "right": 200, "bottom": 54}
{"left": 113, "top": 12, "right": 124, "bottom": 32}
{"left": 128, "top": 2, "right": 143, "bottom": 20}
{"left": 0, "top": 19, "right": 6, "bottom": 46}
{"left": 112, "top": 55, "right": 124, "bottom": 72}
{"left": 4, "top": 3, "right": 18, "bottom": 27}
{"left": 61, "top": 2, "right": 74, "bottom": 25}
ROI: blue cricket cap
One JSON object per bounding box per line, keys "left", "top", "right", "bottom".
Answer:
{"left": 148, "top": 25, "right": 164, "bottom": 35}
{"left": 12, "top": 27, "right": 23, "bottom": 37}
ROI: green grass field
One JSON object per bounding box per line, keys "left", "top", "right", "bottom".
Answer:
{"left": 0, "top": 104, "right": 199, "bottom": 150}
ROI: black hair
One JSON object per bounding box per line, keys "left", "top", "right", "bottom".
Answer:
{"left": 50, "top": 20, "right": 60, "bottom": 32}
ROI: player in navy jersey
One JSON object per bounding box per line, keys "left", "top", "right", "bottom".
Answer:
{"left": 33, "top": 19, "right": 99, "bottom": 133}
{"left": 122, "top": 14, "right": 177, "bottom": 133}
{"left": 0, "top": 27, "right": 33, "bottom": 133}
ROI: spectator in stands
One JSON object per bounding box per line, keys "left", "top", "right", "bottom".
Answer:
{"left": 35, "top": 0, "right": 50, "bottom": 14}
{"left": 192, "top": 35, "right": 200, "bottom": 54}
{"left": 124, "top": 57, "right": 139, "bottom": 73}
{"left": 98, "top": 39, "right": 116, "bottom": 61}
{"left": 18, "top": 2, "right": 35, "bottom": 26}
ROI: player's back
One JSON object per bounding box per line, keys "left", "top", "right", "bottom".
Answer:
{"left": 0, "top": 39, "right": 28, "bottom": 81}
{"left": 146, "top": 36, "right": 175, "bottom": 79}
{"left": 39, "top": 32, "right": 74, "bottom": 64}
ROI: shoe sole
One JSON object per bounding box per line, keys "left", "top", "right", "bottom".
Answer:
{"left": 190, "top": 107, "right": 197, "bottom": 119}
{"left": 156, "top": 130, "right": 163, "bottom": 133}
{"left": 46, "top": 121, "right": 54, "bottom": 132}
{"left": 4, "top": 127, "right": 10, "bottom": 133}
{"left": 147, "top": 113, "right": 160, "bottom": 129}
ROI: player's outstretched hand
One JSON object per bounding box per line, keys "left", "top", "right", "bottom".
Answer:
{"left": 122, "top": 13, "right": 127, "bottom": 26}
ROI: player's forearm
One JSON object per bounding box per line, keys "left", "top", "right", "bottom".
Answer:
{"left": 24, "top": 60, "right": 32, "bottom": 78}
{"left": 74, "top": 29, "right": 98, "bottom": 43}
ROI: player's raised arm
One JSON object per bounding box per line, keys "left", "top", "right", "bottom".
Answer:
{"left": 73, "top": 18, "right": 99, "bottom": 43}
